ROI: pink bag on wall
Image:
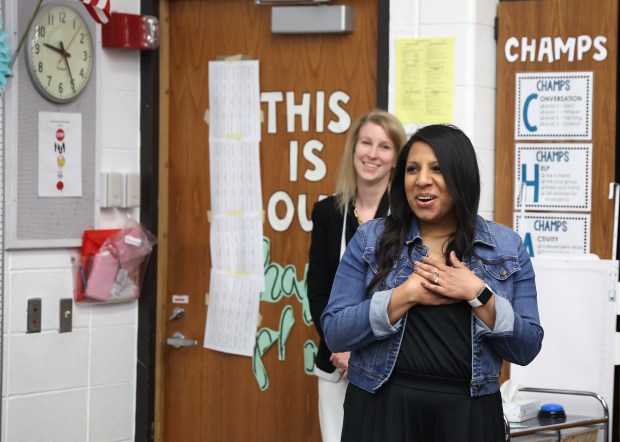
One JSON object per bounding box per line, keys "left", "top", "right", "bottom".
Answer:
{"left": 75, "top": 229, "right": 121, "bottom": 302}
{"left": 84, "top": 252, "right": 119, "bottom": 301}
{"left": 75, "top": 218, "right": 156, "bottom": 303}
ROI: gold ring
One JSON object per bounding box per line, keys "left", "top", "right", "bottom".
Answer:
{"left": 433, "top": 275, "right": 439, "bottom": 285}
{"left": 433, "top": 270, "right": 440, "bottom": 277}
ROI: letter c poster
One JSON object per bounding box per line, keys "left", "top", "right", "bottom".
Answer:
{"left": 515, "top": 72, "right": 592, "bottom": 140}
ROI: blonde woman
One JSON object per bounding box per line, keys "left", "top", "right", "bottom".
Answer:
{"left": 308, "top": 110, "right": 407, "bottom": 441}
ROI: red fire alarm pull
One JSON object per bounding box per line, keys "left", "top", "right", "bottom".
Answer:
{"left": 102, "top": 12, "right": 160, "bottom": 50}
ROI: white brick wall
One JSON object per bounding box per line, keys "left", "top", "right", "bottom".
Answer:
{"left": 389, "top": 0, "right": 499, "bottom": 220}
{"left": 1, "top": 0, "right": 499, "bottom": 440}
{"left": 3, "top": 0, "right": 141, "bottom": 440}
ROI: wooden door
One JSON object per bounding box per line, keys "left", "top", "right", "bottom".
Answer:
{"left": 157, "top": 1, "right": 379, "bottom": 440}
{"left": 495, "top": 0, "right": 618, "bottom": 259}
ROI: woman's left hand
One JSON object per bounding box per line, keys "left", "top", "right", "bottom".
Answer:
{"left": 330, "top": 351, "right": 350, "bottom": 381}
{"left": 414, "top": 251, "right": 485, "bottom": 302}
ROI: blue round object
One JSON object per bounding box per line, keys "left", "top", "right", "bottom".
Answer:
{"left": 540, "top": 403, "right": 564, "bottom": 412}
{"left": 538, "top": 403, "right": 566, "bottom": 420}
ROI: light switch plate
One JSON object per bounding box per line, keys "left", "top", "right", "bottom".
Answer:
{"left": 59, "top": 298, "right": 72, "bottom": 333}
{"left": 122, "top": 173, "right": 140, "bottom": 208}
{"left": 101, "top": 172, "right": 123, "bottom": 207}
{"left": 27, "top": 298, "right": 42, "bottom": 333}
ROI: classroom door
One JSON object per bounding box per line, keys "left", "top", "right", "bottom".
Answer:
{"left": 158, "top": 1, "right": 379, "bottom": 440}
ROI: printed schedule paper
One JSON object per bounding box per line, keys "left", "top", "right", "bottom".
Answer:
{"left": 208, "top": 60, "right": 261, "bottom": 142}
{"left": 205, "top": 59, "right": 265, "bottom": 358}
{"left": 209, "top": 140, "right": 263, "bottom": 213}
{"left": 210, "top": 213, "right": 265, "bottom": 286}
{"left": 203, "top": 270, "right": 262, "bottom": 357}
{"left": 395, "top": 37, "right": 454, "bottom": 124}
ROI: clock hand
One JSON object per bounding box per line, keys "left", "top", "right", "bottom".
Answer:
{"left": 44, "top": 42, "right": 70, "bottom": 57}
{"left": 57, "top": 26, "right": 81, "bottom": 65}
{"left": 64, "top": 25, "right": 82, "bottom": 53}
{"left": 59, "top": 41, "right": 76, "bottom": 93}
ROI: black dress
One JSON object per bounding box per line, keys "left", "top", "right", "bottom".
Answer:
{"left": 307, "top": 193, "right": 390, "bottom": 374}
{"left": 341, "top": 302, "right": 505, "bottom": 442}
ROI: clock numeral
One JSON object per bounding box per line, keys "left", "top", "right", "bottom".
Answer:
{"left": 38, "top": 26, "right": 46, "bottom": 37}
{"left": 46, "top": 75, "right": 52, "bottom": 87}
{"left": 83, "top": 51, "right": 88, "bottom": 62}
{"left": 59, "top": 10, "right": 66, "bottom": 24}
{"left": 47, "top": 14, "right": 54, "bottom": 26}
{"left": 80, "top": 33, "right": 85, "bottom": 44}
{"left": 38, "top": 62, "right": 43, "bottom": 73}
{"left": 34, "top": 43, "right": 40, "bottom": 55}
{"left": 79, "top": 68, "right": 84, "bottom": 78}
{"left": 58, "top": 82, "right": 64, "bottom": 94}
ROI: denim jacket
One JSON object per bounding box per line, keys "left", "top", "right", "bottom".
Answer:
{"left": 321, "top": 215, "right": 543, "bottom": 396}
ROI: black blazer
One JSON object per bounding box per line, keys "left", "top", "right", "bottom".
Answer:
{"left": 307, "top": 193, "right": 390, "bottom": 372}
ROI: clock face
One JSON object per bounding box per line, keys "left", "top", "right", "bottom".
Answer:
{"left": 25, "top": 3, "right": 94, "bottom": 103}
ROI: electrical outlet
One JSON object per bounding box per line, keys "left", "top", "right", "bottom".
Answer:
{"left": 59, "top": 298, "right": 72, "bottom": 333}
{"left": 27, "top": 298, "right": 42, "bottom": 333}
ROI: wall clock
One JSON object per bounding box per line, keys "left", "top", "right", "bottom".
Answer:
{"left": 25, "top": 3, "right": 94, "bottom": 104}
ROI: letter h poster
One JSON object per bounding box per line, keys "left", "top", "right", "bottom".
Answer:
{"left": 514, "top": 143, "right": 591, "bottom": 211}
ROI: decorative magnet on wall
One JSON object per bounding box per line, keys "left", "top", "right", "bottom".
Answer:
{"left": 78, "top": 0, "right": 112, "bottom": 24}
{"left": 102, "top": 12, "right": 160, "bottom": 50}
{"left": 0, "top": 19, "right": 12, "bottom": 95}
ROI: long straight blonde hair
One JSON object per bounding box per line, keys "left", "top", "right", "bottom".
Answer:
{"left": 334, "top": 109, "right": 407, "bottom": 213}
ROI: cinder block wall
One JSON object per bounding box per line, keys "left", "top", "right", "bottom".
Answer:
{"left": 389, "top": 0, "right": 498, "bottom": 220}
{"left": 3, "top": 1, "right": 142, "bottom": 441}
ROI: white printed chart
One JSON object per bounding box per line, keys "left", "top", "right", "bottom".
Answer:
{"left": 204, "top": 60, "right": 264, "bottom": 356}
